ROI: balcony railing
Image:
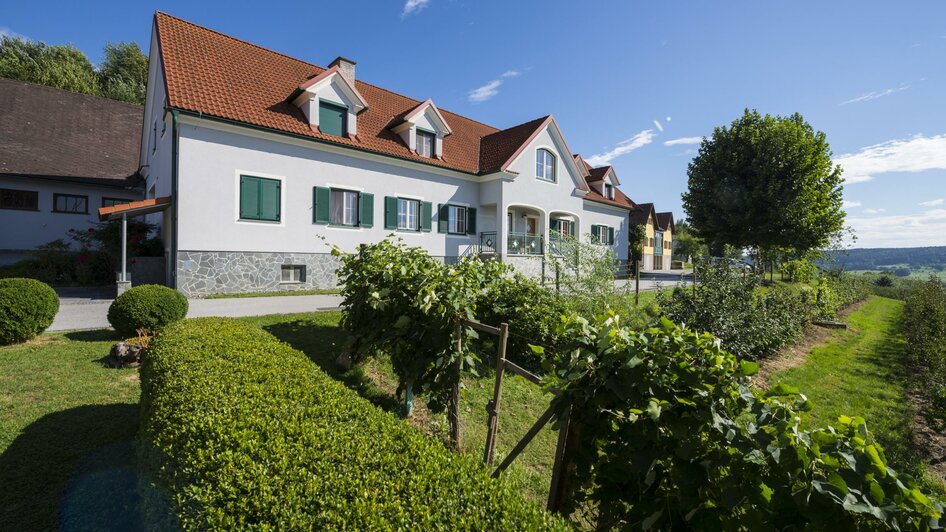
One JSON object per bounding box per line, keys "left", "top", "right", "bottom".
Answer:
{"left": 480, "top": 231, "right": 498, "bottom": 254}
{"left": 507, "top": 231, "right": 543, "bottom": 255}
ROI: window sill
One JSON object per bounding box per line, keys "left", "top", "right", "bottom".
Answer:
{"left": 52, "top": 210, "right": 90, "bottom": 215}
{"left": 0, "top": 207, "right": 40, "bottom": 212}
{"left": 238, "top": 218, "right": 282, "bottom": 224}
{"left": 279, "top": 281, "right": 304, "bottom": 285}
{"left": 536, "top": 178, "right": 557, "bottom": 184}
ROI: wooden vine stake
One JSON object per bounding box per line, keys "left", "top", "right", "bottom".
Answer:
{"left": 449, "top": 319, "right": 463, "bottom": 451}
{"left": 483, "top": 322, "right": 509, "bottom": 466}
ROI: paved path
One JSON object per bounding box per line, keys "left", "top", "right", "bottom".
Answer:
{"left": 49, "top": 293, "right": 344, "bottom": 332}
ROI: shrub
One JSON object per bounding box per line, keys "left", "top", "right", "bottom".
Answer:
{"left": 0, "top": 278, "right": 59, "bottom": 345}
{"left": 140, "top": 318, "right": 566, "bottom": 530}
{"left": 544, "top": 314, "right": 944, "bottom": 529}
{"left": 875, "top": 274, "right": 894, "bottom": 287}
{"left": 107, "top": 284, "right": 187, "bottom": 336}
{"left": 903, "top": 277, "right": 946, "bottom": 426}
{"left": 815, "top": 273, "right": 871, "bottom": 319}
{"left": 781, "top": 258, "right": 816, "bottom": 283}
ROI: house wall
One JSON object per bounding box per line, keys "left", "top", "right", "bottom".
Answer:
{"left": 140, "top": 31, "right": 173, "bottom": 232}
{"left": 0, "top": 176, "right": 139, "bottom": 251}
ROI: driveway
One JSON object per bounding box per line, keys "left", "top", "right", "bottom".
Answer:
{"left": 49, "top": 290, "right": 344, "bottom": 332}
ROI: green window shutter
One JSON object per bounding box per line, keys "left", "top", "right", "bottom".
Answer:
{"left": 319, "top": 101, "right": 347, "bottom": 137}
{"left": 313, "top": 186, "right": 330, "bottom": 224}
{"left": 437, "top": 204, "right": 449, "bottom": 233}
{"left": 359, "top": 193, "right": 374, "bottom": 228}
{"left": 608, "top": 226, "right": 615, "bottom": 245}
{"left": 239, "top": 176, "right": 260, "bottom": 219}
{"left": 590, "top": 225, "right": 599, "bottom": 243}
{"left": 571, "top": 221, "right": 577, "bottom": 237}
{"left": 467, "top": 207, "right": 476, "bottom": 235}
{"left": 384, "top": 196, "right": 397, "bottom": 229}
{"left": 259, "top": 178, "right": 281, "bottom": 221}
{"left": 420, "top": 201, "right": 432, "bottom": 232}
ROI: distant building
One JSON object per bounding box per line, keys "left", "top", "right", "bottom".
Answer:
{"left": 630, "top": 203, "right": 675, "bottom": 271}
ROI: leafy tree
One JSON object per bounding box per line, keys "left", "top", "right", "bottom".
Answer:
{"left": 671, "top": 218, "right": 707, "bottom": 262}
{"left": 99, "top": 42, "right": 148, "bottom": 103}
{"left": 682, "top": 109, "right": 845, "bottom": 267}
{"left": 0, "top": 37, "right": 99, "bottom": 95}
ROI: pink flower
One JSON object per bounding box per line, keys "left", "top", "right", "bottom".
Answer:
{"left": 78, "top": 255, "right": 89, "bottom": 263}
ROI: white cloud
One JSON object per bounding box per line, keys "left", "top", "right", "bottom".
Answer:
{"left": 663, "top": 136, "right": 702, "bottom": 146}
{"left": 500, "top": 70, "right": 520, "bottom": 78}
{"left": 920, "top": 198, "right": 944, "bottom": 207}
{"left": 863, "top": 208, "right": 886, "bottom": 214}
{"left": 842, "top": 200, "right": 862, "bottom": 208}
{"left": 833, "top": 133, "right": 946, "bottom": 184}
{"left": 653, "top": 120, "right": 664, "bottom": 132}
{"left": 848, "top": 209, "right": 946, "bottom": 247}
{"left": 468, "top": 79, "right": 502, "bottom": 103}
{"left": 841, "top": 84, "right": 910, "bottom": 105}
{"left": 402, "top": 0, "right": 430, "bottom": 17}
{"left": 585, "top": 130, "right": 656, "bottom": 167}
{"left": 0, "top": 26, "right": 26, "bottom": 40}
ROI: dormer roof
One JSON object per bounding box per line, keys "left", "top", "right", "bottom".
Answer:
{"left": 293, "top": 66, "right": 369, "bottom": 111}
{"left": 394, "top": 99, "right": 452, "bottom": 136}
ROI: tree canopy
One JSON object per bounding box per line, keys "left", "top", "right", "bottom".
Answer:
{"left": 682, "top": 109, "right": 845, "bottom": 260}
{"left": 0, "top": 37, "right": 147, "bottom": 104}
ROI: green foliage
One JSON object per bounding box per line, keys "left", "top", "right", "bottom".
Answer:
{"left": 781, "top": 258, "right": 817, "bottom": 283}
{"left": 658, "top": 260, "right": 812, "bottom": 359}
{"left": 815, "top": 274, "right": 871, "bottom": 320}
{"left": 671, "top": 218, "right": 708, "bottom": 261}
{"left": 0, "top": 36, "right": 147, "bottom": 104}
{"left": 545, "top": 314, "right": 944, "bottom": 530}
{"left": 107, "top": 285, "right": 187, "bottom": 336}
{"left": 902, "top": 278, "right": 946, "bottom": 427}
{"left": 682, "top": 109, "right": 845, "bottom": 258}
{"left": 140, "top": 318, "right": 566, "bottom": 530}
{"left": 0, "top": 278, "right": 59, "bottom": 345}
{"left": 876, "top": 274, "right": 895, "bottom": 287}
{"left": 334, "top": 239, "right": 507, "bottom": 413}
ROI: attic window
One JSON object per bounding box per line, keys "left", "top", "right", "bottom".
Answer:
{"left": 417, "top": 130, "right": 435, "bottom": 158}
{"left": 604, "top": 183, "right": 614, "bottom": 199}
{"left": 319, "top": 101, "right": 348, "bottom": 137}
{"left": 536, "top": 149, "right": 556, "bottom": 182}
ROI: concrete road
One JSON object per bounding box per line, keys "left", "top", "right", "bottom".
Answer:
{"left": 49, "top": 291, "right": 344, "bottom": 332}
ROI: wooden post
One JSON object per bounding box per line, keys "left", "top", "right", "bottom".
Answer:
{"left": 450, "top": 320, "right": 463, "bottom": 451}
{"left": 634, "top": 259, "right": 640, "bottom": 305}
{"left": 547, "top": 406, "right": 571, "bottom": 512}
{"left": 555, "top": 262, "right": 561, "bottom": 294}
{"left": 483, "top": 323, "right": 509, "bottom": 466}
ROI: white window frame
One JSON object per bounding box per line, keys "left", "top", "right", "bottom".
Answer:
{"left": 448, "top": 205, "right": 467, "bottom": 234}
{"left": 398, "top": 197, "right": 420, "bottom": 231}
{"left": 416, "top": 129, "right": 435, "bottom": 158}
{"left": 554, "top": 219, "right": 572, "bottom": 237}
{"left": 330, "top": 188, "right": 360, "bottom": 226}
{"left": 596, "top": 225, "right": 610, "bottom": 245}
{"left": 536, "top": 148, "right": 556, "bottom": 182}
{"left": 280, "top": 264, "right": 305, "bottom": 283}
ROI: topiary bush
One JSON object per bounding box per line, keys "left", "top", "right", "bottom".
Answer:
{"left": 0, "top": 278, "right": 60, "bottom": 345}
{"left": 140, "top": 318, "right": 566, "bottom": 530}
{"left": 107, "top": 284, "right": 187, "bottom": 336}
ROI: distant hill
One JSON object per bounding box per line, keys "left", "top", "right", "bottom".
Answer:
{"left": 820, "top": 246, "right": 946, "bottom": 274}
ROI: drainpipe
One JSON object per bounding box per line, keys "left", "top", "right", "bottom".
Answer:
{"left": 170, "top": 109, "right": 180, "bottom": 289}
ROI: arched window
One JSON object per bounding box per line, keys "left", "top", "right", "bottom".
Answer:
{"left": 536, "top": 148, "right": 556, "bottom": 182}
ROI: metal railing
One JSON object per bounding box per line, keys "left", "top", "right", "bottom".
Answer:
{"left": 507, "top": 232, "right": 543, "bottom": 255}
{"left": 480, "top": 231, "right": 498, "bottom": 253}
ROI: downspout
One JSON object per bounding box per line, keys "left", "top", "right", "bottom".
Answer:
{"left": 170, "top": 109, "right": 180, "bottom": 290}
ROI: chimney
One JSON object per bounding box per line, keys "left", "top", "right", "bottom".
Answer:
{"left": 329, "top": 56, "right": 356, "bottom": 86}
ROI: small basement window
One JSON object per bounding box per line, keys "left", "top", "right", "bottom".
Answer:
{"left": 281, "top": 264, "right": 306, "bottom": 283}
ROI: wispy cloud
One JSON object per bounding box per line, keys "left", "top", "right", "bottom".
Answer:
{"left": 585, "top": 130, "right": 656, "bottom": 167}
{"left": 920, "top": 198, "right": 945, "bottom": 207}
{"left": 402, "top": 0, "right": 430, "bottom": 17}
{"left": 834, "top": 133, "right": 946, "bottom": 184}
{"left": 501, "top": 70, "right": 520, "bottom": 78}
{"left": 848, "top": 209, "right": 946, "bottom": 247}
{"left": 664, "top": 136, "right": 702, "bottom": 146}
{"left": 842, "top": 200, "right": 862, "bottom": 209}
{"left": 863, "top": 208, "right": 886, "bottom": 214}
{"left": 468, "top": 79, "right": 502, "bottom": 103}
{"left": 0, "top": 26, "right": 27, "bottom": 40}
{"left": 841, "top": 83, "right": 911, "bottom": 105}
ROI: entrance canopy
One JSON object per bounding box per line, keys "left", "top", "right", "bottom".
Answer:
{"left": 98, "top": 196, "right": 171, "bottom": 221}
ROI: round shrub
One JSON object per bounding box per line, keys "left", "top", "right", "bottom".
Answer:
{"left": 108, "top": 284, "right": 187, "bottom": 336}
{"left": 0, "top": 278, "right": 60, "bottom": 345}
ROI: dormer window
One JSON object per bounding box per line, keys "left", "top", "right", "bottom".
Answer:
{"left": 319, "top": 101, "right": 348, "bottom": 137}
{"left": 536, "top": 149, "right": 556, "bottom": 182}
{"left": 417, "top": 130, "right": 435, "bottom": 158}
{"left": 604, "top": 183, "right": 614, "bottom": 199}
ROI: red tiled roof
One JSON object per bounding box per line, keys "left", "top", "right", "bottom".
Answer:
{"left": 656, "top": 212, "right": 675, "bottom": 231}
{"left": 98, "top": 196, "right": 172, "bottom": 221}
{"left": 630, "top": 203, "right": 656, "bottom": 226}
{"left": 478, "top": 116, "right": 550, "bottom": 174}
{"left": 155, "top": 12, "right": 526, "bottom": 175}
{"left": 588, "top": 166, "right": 611, "bottom": 181}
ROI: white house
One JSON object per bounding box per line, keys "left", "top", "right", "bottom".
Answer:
{"left": 0, "top": 78, "right": 143, "bottom": 264}
{"left": 102, "top": 13, "right": 635, "bottom": 296}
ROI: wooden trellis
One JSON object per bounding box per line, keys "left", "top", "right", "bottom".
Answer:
{"left": 456, "top": 318, "right": 574, "bottom": 512}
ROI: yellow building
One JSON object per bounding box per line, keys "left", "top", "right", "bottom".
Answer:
{"left": 629, "top": 203, "right": 675, "bottom": 271}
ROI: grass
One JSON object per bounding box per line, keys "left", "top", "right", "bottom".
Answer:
{"left": 0, "top": 330, "right": 142, "bottom": 531}
{"left": 203, "top": 288, "right": 341, "bottom": 299}
{"left": 769, "top": 296, "right": 945, "bottom": 494}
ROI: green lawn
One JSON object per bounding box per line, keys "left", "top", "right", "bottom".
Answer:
{"left": 769, "top": 296, "right": 944, "bottom": 494}
{"left": 203, "top": 288, "right": 341, "bottom": 299}
{"left": 0, "top": 330, "right": 142, "bottom": 531}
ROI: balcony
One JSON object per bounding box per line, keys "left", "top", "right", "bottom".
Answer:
{"left": 479, "top": 231, "right": 544, "bottom": 255}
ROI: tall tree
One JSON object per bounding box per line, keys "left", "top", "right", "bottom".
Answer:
{"left": 682, "top": 109, "right": 845, "bottom": 264}
{"left": 0, "top": 37, "right": 99, "bottom": 95}
{"left": 672, "top": 218, "right": 708, "bottom": 262}
{"left": 99, "top": 42, "right": 148, "bottom": 104}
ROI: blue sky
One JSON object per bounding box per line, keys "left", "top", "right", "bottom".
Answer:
{"left": 4, "top": 1, "right": 945, "bottom": 248}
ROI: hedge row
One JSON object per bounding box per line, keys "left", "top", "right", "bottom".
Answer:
{"left": 140, "top": 318, "right": 566, "bottom": 530}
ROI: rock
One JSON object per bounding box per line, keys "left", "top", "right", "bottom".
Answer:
{"left": 109, "top": 341, "right": 146, "bottom": 368}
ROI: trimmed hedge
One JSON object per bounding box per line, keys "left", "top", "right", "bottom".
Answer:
{"left": 140, "top": 318, "right": 566, "bottom": 530}
{"left": 0, "top": 278, "right": 59, "bottom": 345}
{"left": 107, "top": 284, "right": 187, "bottom": 336}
